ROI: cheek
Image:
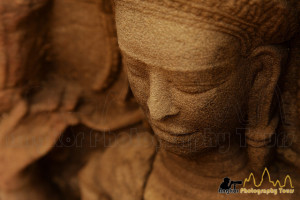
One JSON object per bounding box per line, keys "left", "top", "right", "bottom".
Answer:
{"left": 172, "top": 72, "right": 250, "bottom": 130}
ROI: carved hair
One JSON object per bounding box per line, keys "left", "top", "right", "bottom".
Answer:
{"left": 117, "top": 0, "right": 299, "bottom": 54}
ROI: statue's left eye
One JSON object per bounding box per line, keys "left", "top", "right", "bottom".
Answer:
{"left": 171, "top": 81, "right": 218, "bottom": 94}
{"left": 167, "top": 69, "right": 231, "bottom": 94}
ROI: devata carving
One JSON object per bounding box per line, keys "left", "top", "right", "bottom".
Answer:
{"left": 80, "top": 0, "right": 300, "bottom": 200}
{"left": 0, "top": 0, "right": 299, "bottom": 200}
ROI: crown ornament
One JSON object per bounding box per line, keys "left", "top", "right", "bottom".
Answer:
{"left": 116, "top": 0, "right": 299, "bottom": 54}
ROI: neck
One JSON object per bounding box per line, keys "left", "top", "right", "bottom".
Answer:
{"left": 145, "top": 135, "right": 249, "bottom": 199}
{"left": 159, "top": 139, "right": 247, "bottom": 179}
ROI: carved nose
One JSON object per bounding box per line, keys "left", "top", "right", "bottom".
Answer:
{"left": 147, "top": 72, "right": 179, "bottom": 121}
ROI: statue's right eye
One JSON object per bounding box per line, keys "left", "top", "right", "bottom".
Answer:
{"left": 126, "top": 63, "right": 148, "bottom": 79}
{"left": 122, "top": 53, "right": 149, "bottom": 79}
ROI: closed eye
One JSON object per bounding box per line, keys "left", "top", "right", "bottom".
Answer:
{"left": 172, "top": 78, "right": 229, "bottom": 94}
{"left": 123, "top": 54, "right": 149, "bottom": 79}
{"left": 167, "top": 63, "right": 232, "bottom": 94}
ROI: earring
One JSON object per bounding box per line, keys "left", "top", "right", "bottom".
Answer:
{"left": 246, "top": 113, "right": 279, "bottom": 174}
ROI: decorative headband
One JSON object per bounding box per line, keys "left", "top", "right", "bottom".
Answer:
{"left": 116, "top": 0, "right": 299, "bottom": 53}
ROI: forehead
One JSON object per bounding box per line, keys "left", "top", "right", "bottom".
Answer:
{"left": 115, "top": 2, "right": 241, "bottom": 71}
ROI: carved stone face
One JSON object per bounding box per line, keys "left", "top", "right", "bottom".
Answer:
{"left": 115, "top": 4, "right": 255, "bottom": 155}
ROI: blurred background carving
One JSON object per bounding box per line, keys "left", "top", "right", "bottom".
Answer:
{"left": 0, "top": 0, "right": 144, "bottom": 199}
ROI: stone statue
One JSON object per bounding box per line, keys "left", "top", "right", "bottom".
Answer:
{"left": 0, "top": 0, "right": 299, "bottom": 199}
{"left": 79, "top": 0, "right": 300, "bottom": 200}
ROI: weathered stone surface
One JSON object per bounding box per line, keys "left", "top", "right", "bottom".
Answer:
{"left": 79, "top": 131, "right": 157, "bottom": 200}
{"left": 82, "top": 0, "right": 300, "bottom": 199}
{"left": 0, "top": 0, "right": 299, "bottom": 199}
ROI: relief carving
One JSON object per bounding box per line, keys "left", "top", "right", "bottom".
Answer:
{"left": 0, "top": 0, "right": 299, "bottom": 200}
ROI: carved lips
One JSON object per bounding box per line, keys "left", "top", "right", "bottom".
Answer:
{"left": 151, "top": 122, "right": 200, "bottom": 144}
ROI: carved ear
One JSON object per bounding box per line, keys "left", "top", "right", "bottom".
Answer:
{"left": 246, "top": 46, "right": 288, "bottom": 173}
{"left": 247, "top": 46, "right": 286, "bottom": 129}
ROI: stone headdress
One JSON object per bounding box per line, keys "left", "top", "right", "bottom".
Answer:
{"left": 116, "top": 0, "right": 299, "bottom": 54}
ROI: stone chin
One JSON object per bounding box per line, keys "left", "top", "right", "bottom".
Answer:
{"left": 151, "top": 126, "right": 223, "bottom": 157}
{"left": 157, "top": 137, "right": 219, "bottom": 157}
